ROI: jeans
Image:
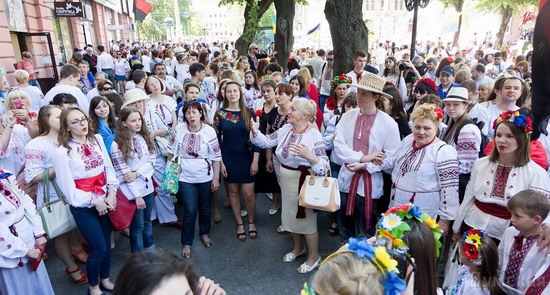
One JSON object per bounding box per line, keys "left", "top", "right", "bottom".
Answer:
{"left": 178, "top": 181, "right": 212, "bottom": 246}
{"left": 102, "top": 68, "right": 114, "bottom": 83}
{"left": 319, "top": 94, "right": 329, "bottom": 112}
{"left": 129, "top": 193, "right": 156, "bottom": 252}
{"left": 70, "top": 206, "right": 112, "bottom": 286}
{"left": 337, "top": 192, "right": 379, "bottom": 242}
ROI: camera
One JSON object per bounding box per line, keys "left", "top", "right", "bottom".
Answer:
{"left": 374, "top": 237, "right": 415, "bottom": 279}
{"left": 398, "top": 61, "right": 411, "bottom": 71}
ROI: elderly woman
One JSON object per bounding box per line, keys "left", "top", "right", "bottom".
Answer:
{"left": 333, "top": 73, "right": 401, "bottom": 240}
{"left": 453, "top": 110, "right": 550, "bottom": 241}
{"left": 250, "top": 99, "right": 329, "bottom": 274}
{"left": 14, "top": 69, "right": 42, "bottom": 111}
{"left": 390, "top": 105, "right": 459, "bottom": 235}
{"left": 0, "top": 170, "right": 54, "bottom": 295}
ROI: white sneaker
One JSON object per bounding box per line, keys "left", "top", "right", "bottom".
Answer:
{"left": 240, "top": 209, "right": 248, "bottom": 217}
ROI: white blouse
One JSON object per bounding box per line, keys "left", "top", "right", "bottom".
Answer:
{"left": 446, "top": 265, "right": 490, "bottom": 295}
{"left": 111, "top": 134, "right": 156, "bottom": 200}
{"left": 0, "top": 172, "right": 45, "bottom": 268}
{"left": 0, "top": 124, "right": 32, "bottom": 175}
{"left": 452, "top": 157, "right": 550, "bottom": 239}
{"left": 170, "top": 123, "right": 222, "bottom": 183}
{"left": 23, "top": 137, "right": 59, "bottom": 207}
{"left": 146, "top": 95, "right": 177, "bottom": 126}
{"left": 250, "top": 123, "right": 329, "bottom": 175}
{"left": 333, "top": 109, "right": 401, "bottom": 198}
{"left": 53, "top": 134, "right": 119, "bottom": 208}
{"left": 391, "top": 135, "right": 459, "bottom": 220}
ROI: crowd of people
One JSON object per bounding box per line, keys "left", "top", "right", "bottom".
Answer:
{"left": 0, "top": 36, "right": 550, "bottom": 295}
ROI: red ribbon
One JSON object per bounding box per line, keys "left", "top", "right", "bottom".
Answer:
{"left": 346, "top": 169, "right": 373, "bottom": 229}
{"left": 474, "top": 199, "right": 511, "bottom": 220}
{"left": 74, "top": 172, "right": 106, "bottom": 195}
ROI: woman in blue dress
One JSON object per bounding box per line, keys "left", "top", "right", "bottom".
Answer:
{"left": 214, "top": 81, "right": 260, "bottom": 241}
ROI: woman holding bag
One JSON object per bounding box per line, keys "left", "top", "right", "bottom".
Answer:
{"left": 171, "top": 101, "right": 222, "bottom": 258}
{"left": 53, "top": 107, "right": 119, "bottom": 295}
{"left": 24, "top": 105, "right": 88, "bottom": 284}
{"left": 250, "top": 99, "right": 329, "bottom": 274}
{"left": 111, "top": 107, "right": 157, "bottom": 253}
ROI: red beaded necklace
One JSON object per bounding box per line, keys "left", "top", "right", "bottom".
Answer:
{"left": 412, "top": 136, "right": 436, "bottom": 150}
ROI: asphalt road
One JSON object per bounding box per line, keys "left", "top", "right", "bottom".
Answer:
{"left": 44, "top": 192, "right": 341, "bottom": 294}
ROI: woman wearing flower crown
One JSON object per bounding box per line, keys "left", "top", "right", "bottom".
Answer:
{"left": 452, "top": 110, "right": 550, "bottom": 241}
{"left": 390, "top": 105, "right": 459, "bottom": 234}
{"left": 322, "top": 74, "right": 350, "bottom": 127}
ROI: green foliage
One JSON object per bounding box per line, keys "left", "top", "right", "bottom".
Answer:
{"left": 439, "top": 0, "right": 464, "bottom": 11}
{"left": 475, "top": 0, "right": 537, "bottom": 13}
{"left": 137, "top": 0, "right": 175, "bottom": 40}
{"left": 177, "top": 0, "right": 197, "bottom": 35}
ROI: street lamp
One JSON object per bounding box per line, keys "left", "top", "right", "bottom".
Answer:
{"left": 404, "top": 0, "right": 429, "bottom": 57}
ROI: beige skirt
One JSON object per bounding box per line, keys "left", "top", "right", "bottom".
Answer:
{"left": 280, "top": 166, "right": 317, "bottom": 234}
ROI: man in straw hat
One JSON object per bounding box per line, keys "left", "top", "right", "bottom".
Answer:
{"left": 333, "top": 72, "right": 401, "bottom": 241}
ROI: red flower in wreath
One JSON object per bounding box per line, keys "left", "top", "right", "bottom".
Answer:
{"left": 462, "top": 243, "right": 479, "bottom": 260}
{"left": 434, "top": 107, "right": 444, "bottom": 120}
{"left": 386, "top": 204, "right": 410, "bottom": 214}
{"left": 255, "top": 109, "right": 263, "bottom": 117}
{"left": 326, "top": 96, "right": 337, "bottom": 111}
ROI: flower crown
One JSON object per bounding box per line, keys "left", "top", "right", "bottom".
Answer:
{"left": 461, "top": 228, "right": 485, "bottom": 266}
{"left": 434, "top": 107, "right": 444, "bottom": 121}
{"left": 330, "top": 74, "right": 352, "bottom": 89}
{"left": 416, "top": 78, "right": 437, "bottom": 92}
{"left": 302, "top": 237, "right": 406, "bottom": 295}
{"left": 492, "top": 110, "right": 533, "bottom": 134}
{"left": 377, "top": 203, "right": 443, "bottom": 257}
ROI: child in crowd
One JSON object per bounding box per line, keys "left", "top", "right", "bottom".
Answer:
{"left": 498, "top": 189, "right": 550, "bottom": 295}
{"left": 243, "top": 70, "right": 261, "bottom": 109}
{"left": 446, "top": 228, "right": 499, "bottom": 295}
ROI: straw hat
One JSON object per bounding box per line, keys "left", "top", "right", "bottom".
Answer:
{"left": 350, "top": 72, "right": 392, "bottom": 99}
{"left": 122, "top": 89, "right": 148, "bottom": 109}
{"left": 443, "top": 87, "right": 469, "bottom": 103}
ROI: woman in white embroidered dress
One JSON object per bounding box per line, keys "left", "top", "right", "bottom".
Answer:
{"left": 251, "top": 99, "right": 329, "bottom": 274}
{"left": 322, "top": 74, "right": 350, "bottom": 127}
{"left": 333, "top": 73, "right": 401, "bottom": 240}
{"left": 170, "top": 101, "right": 221, "bottom": 259}
{"left": 390, "top": 105, "right": 459, "bottom": 234}
{"left": 53, "top": 107, "right": 119, "bottom": 295}
{"left": 111, "top": 107, "right": 157, "bottom": 253}
{"left": 441, "top": 87, "right": 481, "bottom": 202}
{"left": 452, "top": 110, "right": 550, "bottom": 241}
{"left": 24, "top": 105, "right": 88, "bottom": 284}
{"left": 0, "top": 170, "right": 54, "bottom": 295}
{"left": 144, "top": 76, "right": 180, "bottom": 227}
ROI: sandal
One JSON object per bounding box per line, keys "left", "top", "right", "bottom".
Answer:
{"left": 277, "top": 225, "right": 285, "bottom": 234}
{"left": 297, "top": 257, "right": 321, "bottom": 274}
{"left": 236, "top": 224, "right": 246, "bottom": 241}
{"left": 328, "top": 224, "right": 339, "bottom": 236}
{"left": 181, "top": 247, "right": 192, "bottom": 259}
{"left": 71, "top": 247, "right": 89, "bottom": 264}
{"left": 201, "top": 235, "right": 213, "bottom": 247}
{"left": 248, "top": 221, "right": 257, "bottom": 239}
{"left": 66, "top": 267, "right": 88, "bottom": 284}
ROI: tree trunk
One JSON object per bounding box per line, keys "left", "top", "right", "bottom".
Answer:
{"left": 452, "top": 0, "right": 464, "bottom": 47}
{"left": 274, "top": 0, "right": 295, "bottom": 72}
{"left": 234, "top": 0, "right": 274, "bottom": 56}
{"left": 324, "top": 0, "right": 368, "bottom": 75}
{"left": 495, "top": 6, "right": 513, "bottom": 48}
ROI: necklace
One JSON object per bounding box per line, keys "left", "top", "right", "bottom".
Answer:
{"left": 189, "top": 123, "right": 202, "bottom": 133}
{"left": 412, "top": 136, "right": 436, "bottom": 150}
{"left": 292, "top": 124, "right": 309, "bottom": 134}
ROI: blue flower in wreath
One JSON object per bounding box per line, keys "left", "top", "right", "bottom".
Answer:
{"left": 348, "top": 237, "right": 374, "bottom": 260}
{"left": 383, "top": 271, "right": 407, "bottom": 295}
{"left": 513, "top": 115, "right": 527, "bottom": 127}
{"left": 408, "top": 205, "right": 422, "bottom": 219}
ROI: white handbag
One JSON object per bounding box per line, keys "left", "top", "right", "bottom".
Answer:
{"left": 442, "top": 242, "right": 462, "bottom": 290}
{"left": 36, "top": 171, "right": 76, "bottom": 239}
{"left": 298, "top": 170, "right": 340, "bottom": 212}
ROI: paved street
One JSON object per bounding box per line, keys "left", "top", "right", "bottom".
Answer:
{"left": 44, "top": 192, "right": 341, "bottom": 294}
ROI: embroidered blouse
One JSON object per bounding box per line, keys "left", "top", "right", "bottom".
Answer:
{"left": 53, "top": 134, "right": 119, "bottom": 208}
{"left": 23, "top": 137, "right": 59, "bottom": 207}
{"left": 443, "top": 123, "right": 481, "bottom": 175}
{"left": 170, "top": 123, "right": 222, "bottom": 183}
{"left": 111, "top": 134, "right": 156, "bottom": 200}
{"left": 446, "top": 265, "right": 490, "bottom": 295}
{"left": 390, "top": 134, "right": 459, "bottom": 220}
{"left": 0, "top": 171, "right": 45, "bottom": 268}
{"left": 0, "top": 124, "right": 32, "bottom": 175}
{"left": 453, "top": 157, "right": 550, "bottom": 239}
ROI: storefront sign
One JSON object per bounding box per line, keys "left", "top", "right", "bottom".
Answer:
{"left": 54, "top": 2, "right": 84, "bottom": 17}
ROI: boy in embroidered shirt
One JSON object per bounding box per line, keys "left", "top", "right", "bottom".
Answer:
{"left": 498, "top": 189, "right": 550, "bottom": 295}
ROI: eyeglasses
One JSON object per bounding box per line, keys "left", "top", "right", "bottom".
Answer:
{"left": 69, "top": 117, "right": 89, "bottom": 125}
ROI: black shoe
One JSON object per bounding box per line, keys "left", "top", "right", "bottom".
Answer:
{"left": 99, "top": 282, "right": 113, "bottom": 292}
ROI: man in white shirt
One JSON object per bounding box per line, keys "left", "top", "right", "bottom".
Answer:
{"left": 86, "top": 71, "right": 108, "bottom": 100}
{"left": 44, "top": 64, "right": 90, "bottom": 113}
{"left": 375, "top": 43, "right": 387, "bottom": 73}
{"left": 140, "top": 49, "right": 152, "bottom": 74}
{"left": 471, "top": 64, "right": 494, "bottom": 88}
{"left": 346, "top": 50, "right": 368, "bottom": 92}
{"left": 487, "top": 51, "right": 509, "bottom": 79}
{"left": 154, "top": 63, "right": 182, "bottom": 102}
{"left": 96, "top": 45, "right": 115, "bottom": 82}
{"left": 309, "top": 49, "right": 326, "bottom": 82}
{"left": 125, "top": 69, "right": 147, "bottom": 95}
{"left": 423, "top": 57, "right": 438, "bottom": 82}
{"left": 318, "top": 50, "right": 334, "bottom": 111}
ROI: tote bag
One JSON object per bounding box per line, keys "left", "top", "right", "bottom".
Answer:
{"left": 36, "top": 170, "right": 76, "bottom": 239}
{"left": 298, "top": 170, "right": 340, "bottom": 212}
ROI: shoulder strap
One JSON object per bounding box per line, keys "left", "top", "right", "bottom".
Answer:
{"left": 453, "top": 118, "right": 476, "bottom": 144}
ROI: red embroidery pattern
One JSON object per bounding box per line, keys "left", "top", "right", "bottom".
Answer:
{"left": 78, "top": 143, "right": 104, "bottom": 171}
{"left": 504, "top": 235, "right": 537, "bottom": 288}
{"left": 281, "top": 133, "right": 302, "bottom": 159}
{"left": 490, "top": 164, "right": 512, "bottom": 200}
{"left": 24, "top": 150, "right": 45, "bottom": 161}
{"left": 183, "top": 133, "right": 200, "bottom": 158}
{"left": 352, "top": 112, "right": 377, "bottom": 153}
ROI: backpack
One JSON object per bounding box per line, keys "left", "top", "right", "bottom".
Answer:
{"left": 453, "top": 118, "right": 490, "bottom": 157}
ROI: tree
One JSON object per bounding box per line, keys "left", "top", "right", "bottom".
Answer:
{"left": 324, "top": 0, "right": 369, "bottom": 75}
{"left": 137, "top": 0, "right": 176, "bottom": 40}
{"left": 177, "top": 0, "right": 198, "bottom": 35}
{"left": 219, "top": 0, "right": 274, "bottom": 55}
{"left": 274, "top": 0, "right": 295, "bottom": 71}
{"left": 440, "top": 0, "right": 464, "bottom": 47}
{"left": 476, "top": 0, "right": 537, "bottom": 47}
